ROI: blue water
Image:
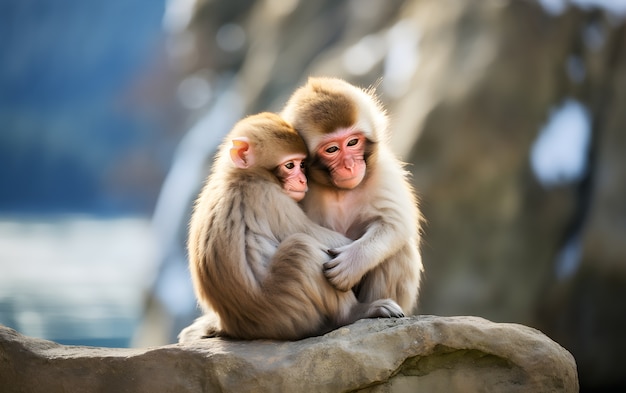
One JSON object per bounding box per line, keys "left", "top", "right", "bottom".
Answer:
{"left": 0, "top": 216, "right": 157, "bottom": 348}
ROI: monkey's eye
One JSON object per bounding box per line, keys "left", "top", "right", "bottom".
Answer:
{"left": 325, "top": 146, "right": 339, "bottom": 154}
{"left": 284, "top": 162, "right": 295, "bottom": 169}
{"left": 347, "top": 138, "right": 359, "bottom": 147}
{"left": 300, "top": 161, "right": 306, "bottom": 169}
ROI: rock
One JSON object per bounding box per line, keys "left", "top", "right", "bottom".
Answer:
{"left": 1, "top": 316, "right": 577, "bottom": 392}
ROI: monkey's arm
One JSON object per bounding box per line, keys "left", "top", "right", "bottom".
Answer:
{"left": 261, "top": 184, "right": 352, "bottom": 250}
{"left": 324, "top": 156, "right": 419, "bottom": 291}
{"left": 306, "top": 222, "right": 352, "bottom": 250}
{"left": 323, "top": 216, "right": 406, "bottom": 291}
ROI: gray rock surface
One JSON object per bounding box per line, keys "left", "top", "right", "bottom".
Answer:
{"left": 1, "top": 316, "right": 578, "bottom": 392}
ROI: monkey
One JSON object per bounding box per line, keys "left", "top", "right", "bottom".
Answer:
{"left": 179, "top": 112, "right": 404, "bottom": 342}
{"left": 281, "top": 77, "right": 423, "bottom": 315}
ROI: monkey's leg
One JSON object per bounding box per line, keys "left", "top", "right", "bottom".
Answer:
{"left": 258, "top": 233, "right": 355, "bottom": 339}
{"left": 354, "top": 246, "right": 422, "bottom": 315}
{"left": 269, "top": 234, "right": 404, "bottom": 335}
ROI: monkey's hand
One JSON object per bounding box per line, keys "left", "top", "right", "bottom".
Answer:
{"left": 323, "top": 244, "right": 366, "bottom": 291}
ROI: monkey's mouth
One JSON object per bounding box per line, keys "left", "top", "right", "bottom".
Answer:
{"left": 333, "top": 173, "right": 365, "bottom": 190}
{"left": 285, "top": 188, "right": 307, "bottom": 202}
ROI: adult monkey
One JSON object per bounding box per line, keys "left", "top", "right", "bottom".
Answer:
{"left": 281, "top": 77, "right": 423, "bottom": 314}
{"left": 180, "top": 112, "right": 403, "bottom": 341}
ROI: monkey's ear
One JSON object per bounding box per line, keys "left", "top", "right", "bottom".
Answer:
{"left": 230, "top": 137, "right": 254, "bottom": 168}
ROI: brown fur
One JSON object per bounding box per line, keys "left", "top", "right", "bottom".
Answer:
{"left": 282, "top": 78, "right": 424, "bottom": 314}
{"left": 180, "top": 112, "right": 404, "bottom": 342}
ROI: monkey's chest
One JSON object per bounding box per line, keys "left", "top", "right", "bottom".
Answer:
{"left": 306, "top": 190, "right": 367, "bottom": 239}
{"left": 319, "top": 206, "right": 365, "bottom": 240}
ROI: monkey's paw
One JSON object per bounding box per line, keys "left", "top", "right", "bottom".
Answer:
{"left": 178, "top": 313, "right": 222, "bottom": 343}
{"left": 323, "top": 248, "right": 363, "bottom": 291}
{"left": 368, "top": 299, "right": 405, "bottom": 318}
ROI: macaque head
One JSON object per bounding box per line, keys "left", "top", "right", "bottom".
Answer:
{"left": 281, "top": 77, "right": 388, "bottom": 190}
{"left": 315, "top": 127, "right": 367, "bottom": 190}
{"left": 228, "top": 112, "right": 309, "bottom": 201}
{"left": 272, "top": 152, "right": 307, "bottom": 201}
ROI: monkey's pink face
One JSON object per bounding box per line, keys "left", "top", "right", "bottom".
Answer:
{"left": 316, "top": 129, "right": 367, "bottom": 190}
{"left": 276, "top": 153, "right": 308, "bottom": 202}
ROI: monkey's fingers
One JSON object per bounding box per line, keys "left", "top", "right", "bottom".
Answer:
{"left": 369, "top": 299, "right": 405, "bottom": 318}
{"left": 323, "top": 258, "right": 340, "bottom": 270}
{"left": 323, "top": 262, "right": 354, "bottom": 291}
{"left": 326, "top": 249, "right": 339, "bottom": 258}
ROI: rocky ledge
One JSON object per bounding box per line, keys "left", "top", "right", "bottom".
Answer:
{"left": 0, "top": 315, "right": 578, "bottom": 392}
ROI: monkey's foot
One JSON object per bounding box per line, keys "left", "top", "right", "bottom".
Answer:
{"left": 368, "top": 299, "right": 405, "bottom": 319}
{"left": 178, "top": 314, "right": 223, "bottom": 343}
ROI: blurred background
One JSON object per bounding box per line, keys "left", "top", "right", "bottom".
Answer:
{"left": 1, "top": 0, "right": 625, "bottom": 390}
